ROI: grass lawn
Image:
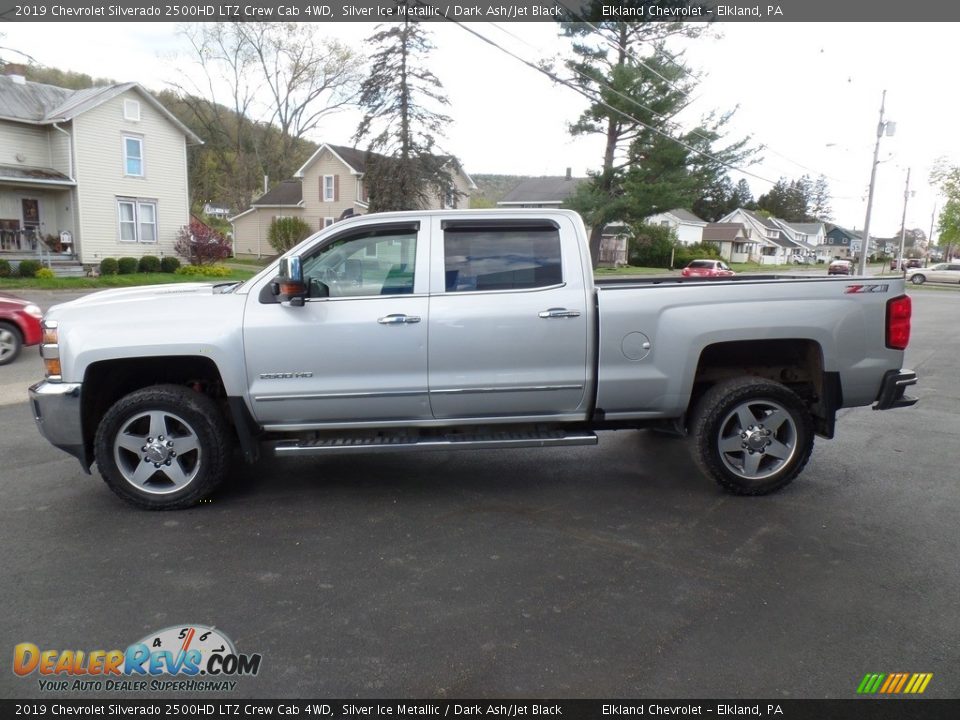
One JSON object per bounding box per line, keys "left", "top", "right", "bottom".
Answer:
{"left": 595, "top": 265, "right": 675, "bottom": 276}
{"left": 0, "top": 269, "right": 256, "bottom": 290}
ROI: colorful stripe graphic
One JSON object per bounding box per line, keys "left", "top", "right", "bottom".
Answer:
{"left": 857, "top": 673, "right": 933, "bottom": 694}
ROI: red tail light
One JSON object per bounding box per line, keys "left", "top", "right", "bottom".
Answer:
{"left": 886, "top": 295, "right": 911, "bottom": 350}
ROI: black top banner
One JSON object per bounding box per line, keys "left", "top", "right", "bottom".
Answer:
{"left": 2, "top": 700, "right": 960, "bottom": 720}
{"left": 2, "top": 0, "right": 960, "bottom": 23}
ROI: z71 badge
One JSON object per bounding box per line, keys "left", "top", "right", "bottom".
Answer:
{"left": 845, "top": 284, "right": 890, "bottom": 294}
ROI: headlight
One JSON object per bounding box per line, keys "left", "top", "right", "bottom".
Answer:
{"left": 24, "top": 304, "right": 43, "bottom": 319}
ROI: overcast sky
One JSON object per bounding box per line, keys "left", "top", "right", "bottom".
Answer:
{"left": 8, "top": 21, "right": 960, "bottom": 238}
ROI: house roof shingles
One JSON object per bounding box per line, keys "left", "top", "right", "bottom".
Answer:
{"left": 253, "top": 180, "right": 303, "bottom": 206}
{"left": 703, "top": 222, "right": 748, "bottom": 242}
{"left": 0, "top": 74, "right": 201, "bottom": 143}
{"left": 667, "top": 208, "right": 707, "bottom": 224}
{"left": 499, "top": 176, "right": 587, "bottom": 204}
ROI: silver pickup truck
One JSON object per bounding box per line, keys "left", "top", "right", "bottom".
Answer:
{"left": 29, "top": 209, "right": 917, "bottom": 509}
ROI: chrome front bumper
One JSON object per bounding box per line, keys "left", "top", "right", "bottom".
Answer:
{"left": 29, "top": 380, "right": 90, "bottom": 471}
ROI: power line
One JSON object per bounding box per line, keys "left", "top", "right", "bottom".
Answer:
{"left": 445, "top": 18, "right": 780, "bottom": 186}
{"left": 552, "top": 2, "right": 848, "bottom": 188}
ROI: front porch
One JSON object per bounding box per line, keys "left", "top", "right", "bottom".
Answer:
{"left": 0, "top": 169, "right": 78, "bottom": 261}
{"left": 0, "top": 183, "right": 76, "bottom": 266}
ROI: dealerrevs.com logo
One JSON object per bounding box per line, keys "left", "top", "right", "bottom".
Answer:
{"left": 13, "top": 625, "right": 262, "bottom": 692}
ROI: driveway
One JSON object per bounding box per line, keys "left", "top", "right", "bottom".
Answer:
{"left": 0, "top": 290, "right": 957, "bottom": 700}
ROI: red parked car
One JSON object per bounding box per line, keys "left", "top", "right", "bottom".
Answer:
{"left": 681, "top": 259, "right": 736, "bottom": 278}
{"left": 0, "top": 293, "right": 43, "bottom": 365}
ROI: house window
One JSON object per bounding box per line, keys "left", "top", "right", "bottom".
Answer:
{"left": 323, "top": 175, "right": 335, "bottom": 202}
{"left": 324, "top": 217, "right": 335, "bottom": 228}
{"left": 123, "top": 136, "right": 144, "bottom": 176}
{"left": 117, "top": 198, "right": 157, "bottom": 243}
{"left": 442, "top": 185, "right": 457, "bottom": 209}
{"left": 123, "top": 99, "right": 141, "bottom": 122}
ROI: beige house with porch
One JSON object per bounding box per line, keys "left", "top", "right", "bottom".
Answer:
{"left": 0, "top": 72, "right": 200, "bottom": 268}
{"left": 230, "top": 143, "right": 476, "bottom": 259}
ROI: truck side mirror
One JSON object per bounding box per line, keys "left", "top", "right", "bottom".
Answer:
{"left": 277, "top": 256, "right": 306, "bottom": 307}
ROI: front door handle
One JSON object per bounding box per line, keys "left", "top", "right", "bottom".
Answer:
{"left": 538, "top": 308, "right": 581, "bottom": 319}
{"left": 378, "top": 314, "right": 421, "bottom": 325}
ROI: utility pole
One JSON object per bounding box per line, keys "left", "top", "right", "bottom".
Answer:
{"left": 896, "top": 168, "right": 912, "bottom": 272}
{"left": 929, "top": 203, "right": 937, "bottom": 259}
{"left": 858, "top": 90, "right": 891, "bottom": 276}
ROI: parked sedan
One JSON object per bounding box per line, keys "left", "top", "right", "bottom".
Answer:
{"left": 891, "top": 258, "right": 924, "bottom": 271}
{"left": 681, "top": 259, "right": 735, "bottom": 277}
{"left": 0, "top": 293, "right": 43, "bottom": 365}
{"left": 827, "top": 260, "right": 854, "bottom": 276}
{"left": 906, "top": 262, "right": 960, "bottom": 285}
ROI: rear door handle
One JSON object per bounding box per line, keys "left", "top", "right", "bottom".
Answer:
{"left": 538, "top": 308, "right": 581, "bottom": 319}
{"left": 378, "top": 314, "right": 421, "bottom": 325}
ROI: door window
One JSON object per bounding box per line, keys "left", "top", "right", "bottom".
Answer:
{"left": 301, "top": 230, "right": 417, "bottom": 298}
{"left": 443, "top": 227, "right": 562, "bottom": 292}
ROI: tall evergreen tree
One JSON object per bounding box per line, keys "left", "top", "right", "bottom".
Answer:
{"left": 809, "top": 174, "right": 833, "bottom": 221}
{"left": 562, "top": 12, "right": 752, "bottom": 263}
{"left": 733, "top": 179, "right": 755, "bottom": 209}
{"left": 354, "top": 9, "right": 454, "bottom": 212}
{"left": 757, "top": 176, "right": 817, "bottom": 222}
{"left": 561, "top": 8, "right": 707, "bottom": 265}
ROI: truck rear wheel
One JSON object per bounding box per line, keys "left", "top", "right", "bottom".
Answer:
{"left": 690, "top": 377, "right": 814, "bottom": 496}
{"left": 94, "top": 384, "right": 232, "bottom": 510}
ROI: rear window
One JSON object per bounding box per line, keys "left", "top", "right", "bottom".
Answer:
{"left": 688, "top": 260, "right": 714, "bottom": 268}
{"left": 443, "top": 227, "right": 562, "bottom": 292}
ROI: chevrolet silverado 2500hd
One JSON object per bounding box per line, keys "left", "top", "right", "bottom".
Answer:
{"left": 29, "top": 210, "right": 917, "bottom": 509}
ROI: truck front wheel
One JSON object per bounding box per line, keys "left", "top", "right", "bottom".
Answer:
{"left": 690, "top": 377, "right": 814, "bottom": 496}
{"left": 94, "top": 384, "right": 232, "bottom": 510}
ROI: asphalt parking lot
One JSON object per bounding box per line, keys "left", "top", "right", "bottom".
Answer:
{"left": 0, "top": 288, "right": 957, "bottom": 700}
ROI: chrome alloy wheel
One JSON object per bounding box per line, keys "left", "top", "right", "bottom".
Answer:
{"left": 0, "top": 327, "right": 17, "bottom": 362}
{"left": 716, "top": 399, "right": 798, "bottom": 481}
{"left": 113, "top": 410, "right": 202, "bottom": 494}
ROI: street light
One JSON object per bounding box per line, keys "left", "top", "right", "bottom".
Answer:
{"left": 857, "top": 90, "right": 895, "bottom": 276}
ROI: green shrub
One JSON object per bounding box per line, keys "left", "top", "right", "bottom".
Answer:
{"left": 35, "top": 267, "right": 56, "bottom": 279}
{"left": 0, "top": 259, "right": 10, "bottom": 278}
{"left": 138, "top": 255, "right": 161, "bottom": 273}
{"left": 160, "top": 257, "right": 181, "bottom": 273}
{"left": 627, "top": 223, "right": 677, "bottom": 268}
{"left": 174, "top": 264, "right": 232, "bottom": 277}
{"left": 16, "top": 259, "right": 42, "bottom": 278}
{"left": 117, "top": 257, "right": 138, "bottom": 275}
{"left": 673, "top": 242, "right": 721, "bottom": 268}
{"left": 268, "top": 217, "right": 312, "bottom": 253}
{"left": 100, "top": 258, "right": 119, "bottom": 275}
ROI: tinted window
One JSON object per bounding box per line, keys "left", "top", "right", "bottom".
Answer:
{"left": 443, "top": 228, "right": 562, "bottom": 292}
{"left": 688, "top": 260, "right": 714, "bottom": 268}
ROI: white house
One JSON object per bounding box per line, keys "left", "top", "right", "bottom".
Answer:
{"left": 719, "top": 209, "right": 804, "bottom": 264}
{"left": 0, "top": 72, "right": 201, "bottom": 266}
{"left": 645, "top": 208, "right": 708, "bottom": 246}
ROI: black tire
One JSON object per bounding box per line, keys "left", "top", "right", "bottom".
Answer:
{"left": 0, "top": 322, "right": 23, "bottom": 366}
{"left": 94, "top": 384, "right": 232, "bottom": 510}
{"left": 910, "top": 274, "right": 925, "bottom": 285}
{"left": 690, "top": 377, "right": 814, "bottom": 496}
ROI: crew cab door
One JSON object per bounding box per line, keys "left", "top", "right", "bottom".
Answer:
{"left": 427, "top": 217, "right": 590, "bottom": 420}
{"left": 243, "top": 221, "right": 431, "bottom": 427}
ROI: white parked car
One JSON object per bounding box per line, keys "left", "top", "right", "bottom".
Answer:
{"left": 906, "top": 262, "right": 960, "bottom": 285}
